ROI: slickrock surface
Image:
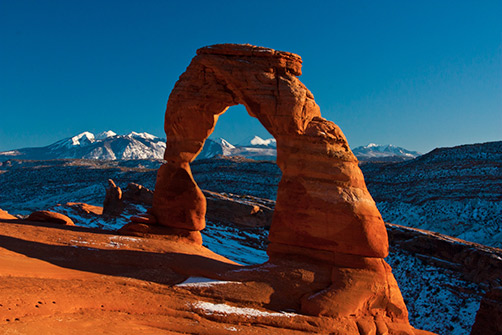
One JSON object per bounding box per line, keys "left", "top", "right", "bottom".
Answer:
{"left": 0, "top": 208, "right": 17, "bottom": 220}
{"left": 0, "top": 218, "right": 434, "bottom": 334}
{"left": 145, "top": 44, "right": 423, "bottom": 333}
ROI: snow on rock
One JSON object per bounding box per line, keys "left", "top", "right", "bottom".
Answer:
{"left": 191, "top": 301, "right": 298, "bottom": 318}
{"left": 352, "top": 143, "right": 421, "bottom": 162}
{"left": 177, "top": 277, "right": 239, "bottom": 287}
{"left": 70, "top": 132, "right": 95, "bottom": 146}
{"left": 127, "top": 131, "right": 158, "bottom": 140}
{"left": 95, "top": 130, "right": 117, "bottom": 140}
{"left": 0, "top": 131, "right": 166, "bottom": 161}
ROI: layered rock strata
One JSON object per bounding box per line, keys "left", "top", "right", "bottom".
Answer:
{"left": 149, "top": 44, "right": 418, "bottom": 332}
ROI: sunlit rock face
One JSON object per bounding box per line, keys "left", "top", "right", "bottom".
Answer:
{"left": 153, "top": 44, "right": 388, "bottom": 258}
{"left": 151, "top": 44, "right": 419, "bottom": 332}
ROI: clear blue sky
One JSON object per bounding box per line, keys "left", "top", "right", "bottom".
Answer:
{"left": 1, "top": 0, "right": 501, "bottom": 153}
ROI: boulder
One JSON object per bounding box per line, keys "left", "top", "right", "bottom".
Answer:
{"left": 27, "top": 210, "right": 74, "bottom": 226}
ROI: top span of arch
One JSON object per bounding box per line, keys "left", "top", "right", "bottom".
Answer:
{"left": 196, "top": 44, "right": 303, "bottom": 76}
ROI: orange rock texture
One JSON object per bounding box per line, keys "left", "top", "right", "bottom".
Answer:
{"left": 27, "top": 210, "right": 75, "bottom": 226}
{"left": 0, "top": 208, "right": 17, "bottom": 220}
{"left": 150, "top": 44, "right": 417, "bottom": 332}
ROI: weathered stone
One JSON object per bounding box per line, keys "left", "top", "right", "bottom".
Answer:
{"left": 103, "top": 179, "right": 124, "bottom": 216}
{"left": 118, "top": 222, "right": 202, "bottom": 244}
{"left": 64, "top": 202, "right": 103, "bottom": 215}
{"left": 152, "top": 43, "right": 387, "bottom": 258}
{"left": 204, "top": 190, "right": 273, "bottom": 228}
{"left": 123, "top": 183, "right": 154, "bottom": 206}
{"left": 147, "top": 43, "right": 415, "bottom": 329}
{"left": 27, "top": 210, "right": 74, "bottom": 226}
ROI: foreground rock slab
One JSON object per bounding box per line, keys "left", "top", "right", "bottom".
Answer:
{"left": 0, "top": 219, "right": 433, "bottom": 334}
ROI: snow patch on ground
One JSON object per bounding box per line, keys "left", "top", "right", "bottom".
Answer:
{"left": 201, "top": 220, "right": 268, "bottom": 265}
{"left": 177, "top": 277, "right": 239, "bottom": 287}
{"left": 191, "top": 301, "right": 297, "bottom": 318}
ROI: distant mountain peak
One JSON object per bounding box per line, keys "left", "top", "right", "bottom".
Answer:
{"left": 353, "top": 143, "right": 421, "bottom": 163}
{"left": 70, "top": 132, "right": 95, "bottom": 146}
{"left": 126, "top": 131, "right": 158, "bottom": 140}
{"left": 214, "top": 138, "right": 235, "bottom": 149}
{"left": 95, "top": 130, "right": 117, "bottom": 140}
{"left": 0, "top": 130, "right": 166, "bottom": 161}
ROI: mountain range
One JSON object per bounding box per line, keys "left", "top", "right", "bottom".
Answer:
{"left": 0, "top": 131, "right": 419, "bottom": 163}
{"left": 0, "top": 131, "right": 166, "bottom": 160}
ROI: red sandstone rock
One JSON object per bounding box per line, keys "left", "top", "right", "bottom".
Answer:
{"left": 0, "top": 208, "right": 17, "bottom": 220}
{"left": 64, "top": 202, "right": 103, "bottom": 215}
{"left": 103, "top": 179, "right": 124, "bottom": 216}
{"left": 152, "top": 43, "right": 387, "bottom": 258}
{"left": 146, "top": 43, "right": 415, "bottom": 330}
{"left": 204, "top": 190, "right": 272, "bottom": 228}
{"left": 123, "top": 183, "right": 154, "bottom": 205}
{"left": 118, "top": 222, "right": 202, "bottom": 244}
{"left": 130, "top": 214, "right": 157, "bottom": 224}
{"left": 27, "top": 210, "right": 74, "bottom": 226}
{"left": 152, "top": 163, "right": 206, "bottom": 231}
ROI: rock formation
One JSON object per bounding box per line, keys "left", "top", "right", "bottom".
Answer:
{"left": 0, "top": 208, "right": 17, "bottom": 220}
{"left": 27, "top": 210, "right": 75, "bottom": 226}
{"left": 122, "top": 183, "right": 154, "bottom": 206}
{"left": 147, "top": 44, "right": 419, "bottom": 332}
{"left": 203, "top": 190, "right": 273, "bottom": 228}
{"left": 103, "top": 179, "right": 124, "bottom": 215}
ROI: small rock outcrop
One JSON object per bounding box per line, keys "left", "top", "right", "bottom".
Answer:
{"left": 146, "top": 44, "right": 422, "bottom": 333}
{"left": 122, "top": 183, "right": 154, "bottom": 206}
{"left": 203, "top": 190, "right": 273, "bottom": 228}
{"left": 0, "top": 208, "right": 17, "bottom": 220}
{"left": 27, "top": 210, "right": 74, "bottom": 226}
{"left": 103, "top": 180, "right": 154, "bottom": 216}
{"left": 103, "top": 179, "right": 124, "bottom": 215}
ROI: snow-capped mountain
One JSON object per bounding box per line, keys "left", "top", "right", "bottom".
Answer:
{"left": 0, "top": 131, "right": 166, "bottom": 161}
{"left": 352, "top": 143, "right": 421, "bottom": 163}
{"left": 197, "top": 136, "right": 277, "bottom": 161}
{"left": 1, "top": 132, "right": 420, "bottom": 163}
{"left": 196, "top": 138, "right": 236, "bottom": 160}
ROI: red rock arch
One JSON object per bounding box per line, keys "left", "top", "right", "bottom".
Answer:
{"left": 151, "top": 44, "right": 389, "bottom": 261}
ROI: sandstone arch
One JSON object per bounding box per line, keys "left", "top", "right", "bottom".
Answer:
{"left": 152, "top": 43, "right": 389, "bottom": 260}
{"left": 146, "top": 45, "right": 421, "bottom": 332}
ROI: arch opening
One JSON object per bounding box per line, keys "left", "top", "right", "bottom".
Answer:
{"left": 191, "top": 104, "right": 280, "bottom": 265}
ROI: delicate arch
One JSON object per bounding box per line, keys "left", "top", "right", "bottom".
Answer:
{"left": 152, "top": 44, "right": 389, "bottom": 260}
